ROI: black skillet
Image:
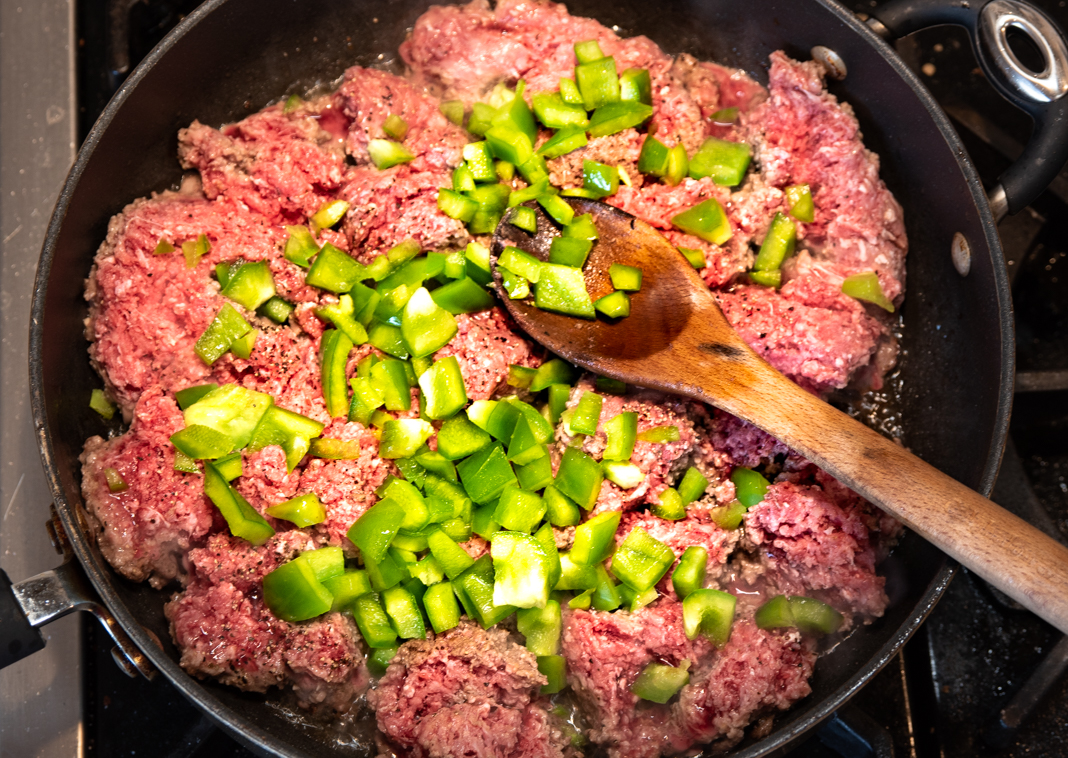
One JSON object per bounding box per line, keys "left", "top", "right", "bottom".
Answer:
{"left": 5, "top": 0, "right": 1067, "bottom": 755}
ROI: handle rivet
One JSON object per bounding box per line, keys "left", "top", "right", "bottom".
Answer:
{"left": 811, "top": 46, "right": 847, "bottom": 80}
{"left": 952, "top": 232, "right": 972, "bottom": 276}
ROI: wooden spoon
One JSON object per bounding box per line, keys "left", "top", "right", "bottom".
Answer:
{"left": 492, "top": 197, "right": 1068, "bottom": 635}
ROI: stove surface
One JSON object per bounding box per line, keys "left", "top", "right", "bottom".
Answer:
{"left": 3, "top": 1, "right": 1068, "bottom": 757}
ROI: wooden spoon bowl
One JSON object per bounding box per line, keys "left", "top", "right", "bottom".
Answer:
{"left": 492, "top": 197, "right": 1068, "bottom": 634}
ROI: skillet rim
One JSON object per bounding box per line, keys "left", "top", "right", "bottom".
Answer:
{"left": 28, "top": 0, "right": 1013, "bottom": 754}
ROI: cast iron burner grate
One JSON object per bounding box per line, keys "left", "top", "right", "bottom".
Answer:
{"left": 78, "top": 1, "right": 1068, "bottom": 755}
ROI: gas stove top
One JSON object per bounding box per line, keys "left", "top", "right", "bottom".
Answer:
{"left": 2, "top": 1, "right": 1067, "bottom": 756}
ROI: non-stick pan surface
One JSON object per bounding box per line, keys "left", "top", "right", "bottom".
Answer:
{"left": 31, "top": 0, "right": 1014, "bottom": 755}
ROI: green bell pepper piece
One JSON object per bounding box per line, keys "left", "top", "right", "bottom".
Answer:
{"left": 382, "top": 114, "right": 408, "bottom": 141}
{"left": 678, "top": 246, "right": 706, "bottom": 269}
{"left": 320, "top": 329, "right": 354, "bottom": 419}
{"left": 753, "top": 212, "right": 797, "bottom": 272}
{"left": 284, "top": 225, "right": 318, "bottom": 268}
{"left": 262, "top": 557, "right": 333, "bottom": 622}
{"left": 347, "top": 498, "right": 405, "bottom": 564}
{"left": 671, "top": 546, "right": 708, "bottom": 600}
{"left": 637, "top": 424, "right": 680, "bottom": 443}
{"left": 608, "top": 264, "right": 642, "bottom": 292}
{"left": 438, "top": 188, "right": 478, "bottom": 223}
{"left": 457, "top": 443, "right": 518, "bottom": 504}
{"left": 533, "top": 92, "right": 589, "bottom": 129}
{"left": 316, "top": 294, "right": 369, "bottom": 345}
{"left": 183, "top": 383, "right": 273, "bottom": 450}
{"left": 582, "top": 160, "right": 619, "bottom": 198}
{"left": 195, "top": 304, "right": 253, "bottom": 365}
{"left": 610, "top": 526, "right": 674, "bottom": 591}
{"left": 424, "top": 581, "right": 462, "bottom": 633}
{"left": 382, "top": 585, "right": 426, "bottom": 639}
{"left": 170, "top": 424, "right": 234, "bottom": 460}
{"left": 401, "top": 287, "right": 458, "bottom": 358}
{"left": 246, "top": 405, "right": 325, "bottom": 471}
{"left": 535, "top": 263, "right": 595, "bottom": 319}
{"left": 368, "top": 138, "right": 415, "bottom": 169}
{"left": 638, "top": 136, "right": 670, "bottom": 176}
{"left": 311, "top": 199, "right": 350, "bottom": 230}
{"left": 594, "top": 291, "right": 630, "bottom": 319}
{"left": 426, "top": 529, "right": 475, "bottom": 580}
{"left": 543, "top": 485, "right": 581, "bottom": 527}
{"left": 755, "top": 595, "right": 844, "bottom": 635}
{"left": 175, "top": 383, "right": 217, "bottom": 410}
{"left": 677, "top": 467, "right": 709, "bottom": 506}
{"left": 688, "top": 137, "right": 751, "bottom": 187}
{"left": 510, "top": 206, "right": 538, "bottom": 233}
{"left": 571, "top": 510, "right": 620, "bottom": 566}
{"left": 437, "top": 415, "right": 492, "bottom": 460}
{"left": 367, "top": 646, "right": 399, "bottom": 676}
{"left": 652, "top": 486, "right": 685, "bottom": 520}
{"left": 554, "top": 552, "right": 598, "bottom": 590}
{"left": 517, "top": 452, "right": 553, "bottom": 491}
{"left": 499, "top": 246, "right": 544, "bottom": 283}
{"left": 353, "top": 592, "right": 399, "bottom": 648}
{"left": 266, "top": 493, "right": 326, "bottom": 527}
{"left": 491, "top": 530, "right": 554, "bottom": 609}
{"left": 549, "top": 237, "right": 592, "bottom": 268}
{"left": 203, "top": 462, "right": 274, "bottom": 545}
{"left": 671, "top": 199, "right": 732, "bottom": 246}
{"left": 516, "top": 598, "right": 562, "bottom": 655}
{"left": 587, "top": 101, "right": 653, "bottom": 137}
{"left": 493, "top": 486, "right": 546, "bottom": 533}
{"left": 731, "top": 467, "right": 770, "bottom": 507}
{"left": 418, "top": 356, "right": 468, "bottom": 420}
{"left": 576, "top": 56, "right": 619, "bottom": 110}
{"left": 631, "top": 661, "right": 690, "bottom": 704}
{"left": 379, "top": 419, "right": 434, "bottom": 459}
{"left": 537, "top": 126, "right": 588, "bottom": 159}
{"left": 530, "top": 359, "right": 579, "bottom": 392}
{"left": 322, "top": 570, "right": 373, "bottom": 611}
{"left": 538, "top": 655, "right": 567, "bottom": 694}
{"left": 555, "top": 448, "right": 603, "bottom": 511}
{"left": 602, "top": 461, "right": 643, "bottom": 489}
{"left": 591, "top": 564, "right": 622, "bottom": 611}
{"left": 785, "top": 183, "right": 815, "bottom": 222}
{"left": 305, "top": 242, "right": 364, "bottom": 294}
{"left": 569, "top": 392, "right": 602, "bottom": 436}
{"left": 221, "top": 261, "right": 276, "bottom": 311}
{"left": 602, "top": 412, "right": 637, "bottom": 462}
{"left": 709, "top": 499, "right": 748, "bottom": 530}
{"left": 537, "top": 193, "right": 576, "bottom": 226}
{"left": 619, "top": 67, "right": 652, "bottom": 105}
{"left": 750, "top": 269, "right": 781, "bottom": 288}
{"left": 842, "top": 271, "right": 895, "bottom": 312}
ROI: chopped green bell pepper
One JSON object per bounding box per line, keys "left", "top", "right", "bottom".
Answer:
{"left": 731, "top": 467, "right": 770, "bottom": 507}
{"left": 305, "top": 242, "right": 365, "bottom": 294}
{"left": 183, "top": 383, "right": 273, "bottom": 450}
{"left": 785, "top": 183, "right": 815, "bottom": 223}
{"left": 368, "top": 139, "right": 415, "bottom": 169}
{"left": 266, "top": 493, "right": 326, "bottom": 527}
{"left": 651, "top": 486, "right": 685, "bottom": 520}
{"left": 320, "top": 329, "right": 354, "bottom": 419}
{"left": 353, "top": 592, "right": 399, "bottom": 648}
{"left": 535, "top": 263, "right": 595, "bottom": 319}
{"left": 631, "top": 660, "right": 690, "bottom": 703}
{"left": 671, "top": 546, "right": 707, "bottom": 599}
{"left": 571, "top": 510, "right": 620, "bottom": 566}
{"left": 544, "top": 485, "right": 581, "bottom": 527}
{"left": 594, "top": 291, "right": 630, "bottom": 319}
{"left": 688, "top": 137, "right": 751, "bottom": 187}
{"left": 842, "top": 271, "right": 895, "bottom": 312}
{"left": 516, "top": 598, "right": 562, "bottom": 655}
{"left": 322, "top": 570, "right": 373, "bottom": 611}
{"left": 682, "top": 588, "right": 735, "bottom": 645}
{"left": 195, "top": 304, "right": 254, "bottom": 365}
{"left": 677, "top": 466, "right": 709, "bottom": 506}
{"left": 537, "top": 126, "right": 588, "bottom": 159}
{"left": 587, "top": 101, "right": 653, "bottom": 137}
{"left": 379, "top": 419, "right": 434, "bottom": 459}
{"left": 671, "top": 199, "right": 732, "bottom": 246}
{"left": 203, "top": 462, "right": 275, "bottom": 545}
{"left": 424, "top": 581, "right": 461, "bottom": 633}
{"left": 457, "top": 443, "right": 518, "bottom": 505}
{"left": 555, "top": 448, "right": 603, "bottom": 511}
{"left": 709, "top": 499, "right": 748, "bottom": 530}
{"left": 753, "top": 212, "right": 797, "bottom": 272}
{"left": 491, "top": 530, "right": 554, "bottom": 608}
{"left": 382, "top": 585, "right": 426, "bottom": 639}
{"left": 263, "top": 557, "right": 333, "bottom": 622}
{"left": 610, "top": 526, "right": 674, "bottom": 592}
{"left": 603, "top": 411, "right": 637, "bottom": 462}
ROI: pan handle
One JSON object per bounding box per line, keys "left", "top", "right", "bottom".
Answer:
{"left": 869, "top": 0, "right": 1068, "bottom": 218}
{"left": 0, "top": 511, "right": 156, "bottom": 678}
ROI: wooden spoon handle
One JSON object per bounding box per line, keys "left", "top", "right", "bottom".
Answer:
{"left": 679, "top": 333, "right": 1068, "bottom": 634}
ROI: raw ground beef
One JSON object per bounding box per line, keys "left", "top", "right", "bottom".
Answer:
{"left": 80, "top": 386, "right": 216, "bottom": 588}
{"left": 742, "top": 480, "right": 890, "bottom": 620}
{"left": 166, "top": 531, "right": 370, "bottom": 708}
{"left": 334, "top": 66, "right": 469, "bottom": 173}
{"left": 371, "top": 622, "right": 576, "bottom": 758}
{"left": 564, "top": 603, "right": 816, "bottom": 758}
{"left": 178, "top": 98, "right": 348, "bottom": 223}
{"left": 80, "top": 0, "right": 910, "bottom": 751}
